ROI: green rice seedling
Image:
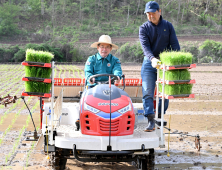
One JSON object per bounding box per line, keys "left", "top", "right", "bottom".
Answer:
{"left": 26, "top": 49, "right": 54, "bottom": 63}
{"left": 25, "top": 66, "right": 33, "bottom": 77}
{"left": 74, "top": 66, "right": 84, "bottom": 78}
{"left": 25, "top": 50, "right": 53, "bottom": 95}
{"left": 179, "top": 69, "right": 191, "bottom": 80}
{"left": 58, "top": 65, "right": 62, "bottom": 78}
{"left": 165, "top": 84, "right": 180, "bottom": 95}
{"left": 0, "top": 72, "right": 22, "bottom": 94}
{"left": 26, "top": 141, "right": 35, "bottom": 167}
{"left": 180, "top": 84, "right": 193, "bottom": 94}
{"left": 25, "top": 66, "right": 52, "bottom": 78}
{"left": 159, "top": 84, "right": 180, "bottom": 95}
{"left": 159, "top": 70, "right": 179, "bottom": 80}
{"left": 25, "top": 81, "right": 33, "bottom": 92}
{"left": 159, "top": 83, "right": 192, "bottom": 95}
{"left": 0, "top": 97, "right": 32, "bottom": 148}
{"left": 67, "top": 65, "right": 71, "bottom": 78}
{"left": 54, "top": 67, "right": 57, "bottom": 77}
{"left": 160, "top": 51, "right": 193, "bottom": 66}
{"left": 36, "top": 67, "right": 43, "bottom": 78}
{"left": 70, "top": 66, "right": 76, "bottom": 78}
{"left": 40, "top": 68, "right": 52, "bottom": 78}
{"left": 160, "top": 52, "right": 180, "bottom": 65}
{"left": 5, "top": 156, "right": 8, "bottom": 164}
{"left": 181, "top": 52, "right": 193, "bottom": 65}
{"left": 25, "top": 81, "right": 51, "bottom": 93}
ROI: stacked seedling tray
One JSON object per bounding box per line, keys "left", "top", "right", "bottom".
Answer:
{"left": 156, "top": 51, "right": 196, "bottom": 147}
{"left": 21, "top": 49, "right": 54, "bottom": 97}
{"left": 157, "top": 52, "right": 196, "bottom": 99}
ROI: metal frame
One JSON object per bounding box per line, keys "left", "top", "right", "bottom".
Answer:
{"left": 49, "top": 61, "right": 55, "bottom": 145}
{"left": 155, "top": 64, "right": 165, "bottom": 147}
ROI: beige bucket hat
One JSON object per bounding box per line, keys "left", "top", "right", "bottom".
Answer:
{"left": 90, "top": 35, "right": 118, "bottom": 50}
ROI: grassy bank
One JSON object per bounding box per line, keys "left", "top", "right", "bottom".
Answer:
{"left": 0, "top": 40, "right": 222, "bottom": 63}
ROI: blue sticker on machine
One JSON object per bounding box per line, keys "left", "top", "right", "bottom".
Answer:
{"left": 97, "top": 111, "right": 122, "bottom": 119}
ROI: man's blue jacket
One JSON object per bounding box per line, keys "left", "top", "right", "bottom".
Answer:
{"left": 139, "top": 16, "right": 180, "bottom": 61}
{"left": 84, "top": 53, "right": 122, "bottom": 86}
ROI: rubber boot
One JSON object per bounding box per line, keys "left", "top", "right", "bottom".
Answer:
{"left": 144, "top": 114, "right": 155, "bottom": 132}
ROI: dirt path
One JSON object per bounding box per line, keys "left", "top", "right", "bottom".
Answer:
{"left": 1, "top": 35, "right": 222, "bottom": 45}
{"left": 77, "top": 35, "right": 222, "bottom": 43}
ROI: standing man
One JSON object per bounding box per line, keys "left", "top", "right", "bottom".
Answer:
{"left": 139, "top": 1, "right": 180, "bottom": 132}
{"left": 84, "top": 35, "right": 122, "bottom": 88}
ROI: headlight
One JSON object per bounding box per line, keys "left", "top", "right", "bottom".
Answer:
{"left": 84, "top": 102, "right": 100, "bottom": 114}
{"left": 118, "top": 103, "right": 131, "bottom": 114}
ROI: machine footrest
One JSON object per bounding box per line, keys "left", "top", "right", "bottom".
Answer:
{"left": 155, "top": 119, "right": 167, "bottom": 126}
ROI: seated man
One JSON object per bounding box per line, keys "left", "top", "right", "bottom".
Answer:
{"left": 84, "top": 35, "right": 122, "bottom": 88}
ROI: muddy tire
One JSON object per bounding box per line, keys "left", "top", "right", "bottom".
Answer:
{"left": 137, "top": 154, "right": 155, "bottom": 170}
{"left": 149, "top": 148, "right": 154, "bottom": 154}
{"left": 54, "top": 157, "right": 67, "bottom": 170}
{"left": 53, "top": 149, "right": 69, "bottom": 170}
{"left": 140, "top": 158, "right": 148, "bottom": 170}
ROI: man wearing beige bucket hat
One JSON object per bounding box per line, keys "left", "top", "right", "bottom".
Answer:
{"left": 84, "top": 35, "right": 122, "bottom": 87}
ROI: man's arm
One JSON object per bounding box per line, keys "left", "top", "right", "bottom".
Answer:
{"left": 112, "top": 59, "right": 122, "bottom": 82}
{"left": 84, "top": 56, "right": 95, "bottom": 85}
{"left": 139, "top": 25, "right": 155, "bottom": 61}
{"left": 169, "top": 23, "right": 180, "bottom": 51}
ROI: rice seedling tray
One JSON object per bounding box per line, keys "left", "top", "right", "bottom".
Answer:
{"left": 161, "top": 64, "right": 196, "bottom": 70}
{"left": 22, "top": 77, "right": 52, "bottom": 83}
{"left": 21, "top": 91, "right": 51, "bottom": 98}
{"left": 159, "top": 79, "right": 196, "bottom": 85}
{"left": 22, "top": 61, "right": 51, "bottom": 68}
{"left": 158, "top": 93, "right": 195, "bottom": 99}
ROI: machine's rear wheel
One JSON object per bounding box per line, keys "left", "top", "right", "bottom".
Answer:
{"left": 54, "top": 157, "right": 67, "bottom": 170}
{"left": 149, "top": 148, "right": 154, "bottom": 154}
{"left": 137, "top": 152, "right": 155, "bottom": 170}
{"left": 140, "top": 158, "right": 148, "bottom": 170}
{"left": 53, "top": 149, "right": 69, "bottom": 170}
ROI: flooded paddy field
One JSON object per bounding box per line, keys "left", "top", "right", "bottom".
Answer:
{"left": 0, "top": 64, "right": 221, "bottom": 170}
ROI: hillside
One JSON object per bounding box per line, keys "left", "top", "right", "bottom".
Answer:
{"left": 0, "top": 0, "right": 222, "bottom": 63}
{"left": 0, "top": 0, "right": 222, "bottom": 43}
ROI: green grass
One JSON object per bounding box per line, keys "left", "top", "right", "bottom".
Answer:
{"left": 160, "top": 51, "right": 193, "bottom": 66}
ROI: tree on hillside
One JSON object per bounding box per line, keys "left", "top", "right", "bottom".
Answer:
{"left": 0, "top": 2, "right": 21, "bottom": 35}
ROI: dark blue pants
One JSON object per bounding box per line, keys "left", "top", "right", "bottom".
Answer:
{"left": 141, "top": 57, "right": 169, "bottom": 117}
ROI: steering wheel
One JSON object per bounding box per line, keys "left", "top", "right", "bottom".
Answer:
{"left": 89, "top": 74, "right": 118, "bottom": 84}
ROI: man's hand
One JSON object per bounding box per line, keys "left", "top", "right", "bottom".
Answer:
{"left": 151, "top": 58, "right": 161, "bottom": 68}
{"left": 89, "top": 78, "right": 95, "bottom": 85}
{"left": 115, "top": 76, "right": 120, "bottom": 84}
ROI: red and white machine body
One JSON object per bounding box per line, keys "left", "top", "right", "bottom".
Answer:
{"left": 42, "top": 82, "right": 162, "bottom": 151}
